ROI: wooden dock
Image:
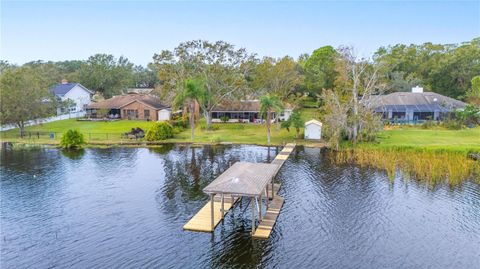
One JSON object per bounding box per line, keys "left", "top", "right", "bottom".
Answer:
{"left": 183, "top": 195, "right": 239, "bottom": 232}
{"left": 252, "top": 145, "right": 295, "bottom": 239}
{"left": 183, "top": 143, "right": 295, "bottom": 237}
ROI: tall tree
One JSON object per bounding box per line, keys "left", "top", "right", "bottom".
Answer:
{"left": 0, "top": 67, "right": 56, "bottom": 134}
{"left": 304, "top": 46, "right": 338, "bottom": 95}
{"left": 173, "top": 79, "right": 205, "bottom": 140}
{"left": 252, "top": 56, "right": 303, "bottom": 100}
{"left": 259, "top": 95, "right": 283, "bottom": 144}
{"left": 321, "top": 46, "right": 384, "bottom": 147}
{"left": 132, "top": 64, "right": 159, "bottom": 88}
{"left": 153, "top": 40, "right": 255, "bottom": 129}
{"left": 374, "top": 38, "right": 480, "bottom": 99}
{"left": 467, "top": 76, "right": 480, "bottom": 106}
{"left": 72, "top": 54, "right": 134, "bottom": 98}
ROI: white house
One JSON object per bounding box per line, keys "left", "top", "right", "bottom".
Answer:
{"left": 304, "top": 119, "right": 322, "bottom": 140}
{"left": 50, "top": 79, "right": 93, "bottom": 115}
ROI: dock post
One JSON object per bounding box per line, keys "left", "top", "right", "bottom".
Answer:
{"left": 251, "top": 197, "right": 255, "bottom": 235}
{"left": 210, "top": 194, "right": 215, "bottom": 231}
{"left": 259, "top": 194, "right": 262, "bottom": 221}
{"left": 221, "top": 193, "right": 225, "bottom": 220}
{"left": 271, "top": 179, "right": 274, "bottom": 199}
{"left": 265, "top": 188, "right": 269, "bottom": 209}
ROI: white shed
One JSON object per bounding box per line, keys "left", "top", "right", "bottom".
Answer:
{"left": 157, "top": 109, "right": 171, "bottom": 121}
{"left": 304, "top": 119, "right": 322, "bottom": 140}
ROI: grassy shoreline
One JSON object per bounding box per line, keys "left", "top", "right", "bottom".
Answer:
{"left": 1, "top": 119, "right": 479, "bottom": 151}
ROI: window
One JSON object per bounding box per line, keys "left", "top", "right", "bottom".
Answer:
{"left": 144, "top": 110, "right": 150, "bottom": 119}
{"left": 126, "top": 109, "right": 137, "bottom": 119}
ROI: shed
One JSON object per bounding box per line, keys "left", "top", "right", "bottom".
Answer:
{"left": 158, "top": 109, "right": 171, "bottom": 121}
{"left": 304, "top": 119, "right": 322, "bottom": 140}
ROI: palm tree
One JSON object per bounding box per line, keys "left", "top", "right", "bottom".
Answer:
{"left": 174, "top": 79, "right": 204, "bottom": 140}
{"left": 260, "top": 95, "right": 283, "bottom": 144}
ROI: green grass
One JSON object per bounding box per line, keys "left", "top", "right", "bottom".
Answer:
{"left": 1, "top": 114, "right": 479, "bottom": 151}
{"left": 0, "top": 118, "right": 308, "bottom": 146}
{"left": 369, "top": 126, "right": 480, "bottom": 152}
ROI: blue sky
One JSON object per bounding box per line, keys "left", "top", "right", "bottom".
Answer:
{"left": 1, "top": 0, "right": 479, "bottom": 66}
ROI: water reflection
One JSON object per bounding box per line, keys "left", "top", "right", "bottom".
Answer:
{"left": 1, "top": 145, "right": 479, "bottom": 269}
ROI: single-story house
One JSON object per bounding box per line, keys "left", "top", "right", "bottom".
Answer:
{"left": 86, "top": 93, "right": 171, "bottom": 121}
{"left": 211, "top": 100, "right": 293, "bottom": 123}
{"left": 50, "top": 79, "right": 93, "bottom": 115}
{"left": 368, "top": 86, "right": 466, "bottom": 122}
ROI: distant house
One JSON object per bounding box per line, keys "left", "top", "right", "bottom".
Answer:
{"left": 86, "top": 93, "right": 171, "bottom": 121}
{"left": 211, "top": 100, "right": 293, "bottom": 123}
{"left": 50, "top": 79, "right": 93, "bottom": 115}
{"left": 369, "top": 86, "right": 466, "bottom": 122}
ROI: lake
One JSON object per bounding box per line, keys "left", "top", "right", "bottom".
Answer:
{"left": 1, "top": 145, "right": 479, "bottom": 268}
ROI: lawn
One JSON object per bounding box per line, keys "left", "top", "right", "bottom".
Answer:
{"left": 0, "top": 118, "right": 308, "bottom": 146}
{"left": 365, "top": 126, "right": 480, "bottom": 152}
{"left": 1, "top": 114, "right": 479, "bottom": 151}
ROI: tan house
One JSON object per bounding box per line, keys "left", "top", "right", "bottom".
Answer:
{"left": 86, "top": 93, "right": 171, "bottom": 121}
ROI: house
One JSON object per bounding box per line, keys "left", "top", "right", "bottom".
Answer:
{"left": 50, "top": 79, "right": 93, "bottom": 114}
{"left": 211, "top": 100, "right": 293, "bottom": 123}
{"left": 86, "top": 93, "right": 171, "bottom": 121}
{"left": 304, "top": 119, "right": 322, "bottom": 140}
{"left": 368, "top": 86, "right": 466, "bottom": 122}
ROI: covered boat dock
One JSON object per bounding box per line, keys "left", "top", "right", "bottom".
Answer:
{"left": 183, "top": 143, "right": 295, "bottom": 238}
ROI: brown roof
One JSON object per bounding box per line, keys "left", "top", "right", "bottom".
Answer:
{"left": 212, "top": 100, "right": 292, "bottom": 112}
{"left": 203, "top": 162, "right": 279, "bottom": 196}
{"left": 87, "top": 93, "right": 169, "bottom": 110}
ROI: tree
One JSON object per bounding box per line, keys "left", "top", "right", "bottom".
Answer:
{"left": 289, "top": 110, "right": 304, "bottom": 138}
{"left": 60, "top": 129, "right": 85, "bottom": 149}
{"left": 259, "top": 95, "right": 283, "bottom": 144}
{"left": 304, "top": 46, "right": 338, "bottom": 95}
{"left": 466, "top": 76, "right": 480, "bottom": 106}
{"left": 153, "top": 40, "right": 255, "bottom": 129}
{"left": 251, "top": 56, "right": 303, "bottom": 100}
{"left": 173, "top": 79, "right": 205, "bottom": 140}
{"left": 72, "top": 54, "right": 134, "bottom": 98}
{"left": 0, "top": 67, "right": 56, "bottom": 134}
{"left": 132, "top": 64, "right": 159, "bottom": 88}
{"left": 321, "top": 46, "right": 384, "bottom": 148}
{"left": 374, "top": 38, "right": 480, "bottom": 99}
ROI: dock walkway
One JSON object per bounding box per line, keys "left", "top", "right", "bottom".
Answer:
{"left": 183, "top": 143, "right": 296, "bottom": 238}
{"left": 253, "top": 143, "right": 295, "bottom": 239}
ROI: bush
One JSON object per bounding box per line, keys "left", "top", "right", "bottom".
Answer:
{"left": 421, "top": 120, "right": 436, "bottom": 129}
{"left": 60, "top": 129, "right": 86, "bottom": 149}
{"left": 169, "top": 118, "right": 188, "bottom": 128}
{"left": 200, "top": 124, "right": 220, "bottom": 131}
{"left": 145, "top": 122, "right": 174, "bottom": 141}
{"left": 442, "top": 119, "right": 463, "bottom": 130}
{"left": 220, "top": 116, "right": 229, "bottom": 123}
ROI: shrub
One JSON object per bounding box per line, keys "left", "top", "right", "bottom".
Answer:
{"left": 60, "top": 129, "right": 86, "bottom": 149}
{"left": 169, "top": 118, "right": 188, "bottom": 128}
{"left": 442, "top": 119, "right": 463, "bottom": 130}
{"left": 421, "top": 120, "right": 436, "bottom": 129}
{"left": 456, "top": 105, "right": 480, "bottom": 126}
{"left": 200, "top": 124, "right": 220, "bottom": 131}
{"left": 145, "top": 122, "right": 174, "bottom": 141}
{"left": 220, "top": 116, "right": 230, "bottom": 123}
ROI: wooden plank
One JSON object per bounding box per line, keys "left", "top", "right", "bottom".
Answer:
{"left": 183, "top": 195, "right": 239, "bottom": 232}
{"left": 252, "top": 195, "right": 284, "bottom": 239}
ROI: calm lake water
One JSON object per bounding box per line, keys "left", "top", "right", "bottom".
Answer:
{"left": 1, "top": 145, "right": 479, "bottom": 269}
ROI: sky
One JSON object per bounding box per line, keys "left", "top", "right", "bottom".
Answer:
{"left": 1, "top": 0, "right": 479, "bottom": 66}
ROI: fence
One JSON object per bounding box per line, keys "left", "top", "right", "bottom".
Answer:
{"left": 0, "top": 131, "right": 134, "bottom": 142}
{"left": 0, "top": 111, "right": 86, "bottom": 131}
